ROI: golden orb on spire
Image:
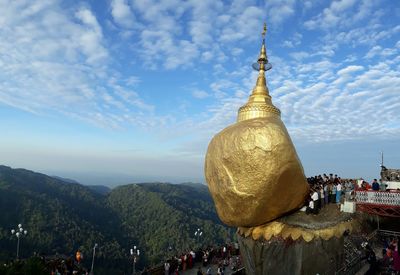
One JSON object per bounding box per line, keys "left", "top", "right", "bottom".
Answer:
{"left": 205, "top": 22, "right": 309, "bottom": 227}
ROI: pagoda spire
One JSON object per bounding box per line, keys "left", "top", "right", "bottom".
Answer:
{"left": 237, "top": 22, "right": 280, "bottom": 122}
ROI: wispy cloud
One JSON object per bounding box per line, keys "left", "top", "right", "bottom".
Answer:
{"left": 264, "top": 0, "right": 296, "bottom": 25}
{"left": 192, "top": 89, "right": 210, "bottom": 99}
{"left": 304, "top": 0, "right": 360, "bottom": 30}
{"left": 0, "top": 0, "right": 154, "bottom": 129}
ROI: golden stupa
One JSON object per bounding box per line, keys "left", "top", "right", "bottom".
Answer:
{"left": 205, "top": 23, "right": 309, "bottom": 227}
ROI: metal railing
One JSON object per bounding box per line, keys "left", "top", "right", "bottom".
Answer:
{"left": 377, "top": 229, "right": 400, "bottom": 238}
{"left": 335, "top": 230, "right": 378, "bottom": 275}
{"left": 355, "top": 190, "right": 400, "bottom": 206}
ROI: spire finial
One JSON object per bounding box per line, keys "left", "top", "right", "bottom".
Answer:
{"left": 258, "top": 22, "right": 268, "bottom": 67}
{"left": 262, "top": 22, "right": 267, "bottom": 41}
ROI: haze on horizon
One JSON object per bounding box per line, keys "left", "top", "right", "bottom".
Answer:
{"left": 0, "top": 0, "right": 399, "bottom": 186}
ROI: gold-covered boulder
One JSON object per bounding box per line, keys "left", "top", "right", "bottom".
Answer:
{"left": 204, "top": 24, "right": 309, "bottom": 227}
{"left": 205, "top": 116, "right": 309, "bottom": 227}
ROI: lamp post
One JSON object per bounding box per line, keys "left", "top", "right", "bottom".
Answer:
{"left": 167, "top": 244, "right": 173, "bottom": 259}
{"left": 130, "top": 245, "right": 140, "bottom": 275}
{"left": 194, "top": 228, "right": 203, "bottom": 246}
{"left": 90, "top": 243, "right": 98, "bottom": 275}
{"left": 11, "top": 223, "right": 28, "bottom": 259}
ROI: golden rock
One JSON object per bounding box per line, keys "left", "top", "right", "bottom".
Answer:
{"left": 205, "top": 117, "right": 308, "bottom": 226}
{"left": 205, "top": 23, "right": 309, "bottom": 227}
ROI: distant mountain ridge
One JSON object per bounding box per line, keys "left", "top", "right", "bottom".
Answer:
{"left": 51, "top": 175, "right": 80, "bottom": 184}
{"left": 86, "top": 184, "right": 111, "bottom": 195}
{"left": 0, "top": 165, "right": 230, "bottom": 274}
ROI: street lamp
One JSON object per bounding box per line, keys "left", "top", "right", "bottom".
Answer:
{"left": 11, "top": 223, "right": 28, "bottom": 259}
{"left": 130, "top": 246, "right": 140, "bottom": 275}
{"left": 194, "top": 228, "right": 203, "bottom": 245}
{"left": 90, "top": 243, "right": 98, "bottom": 275}
{"left": 167, "top": 244, "right": 173, "bottom": 258}
{"left": 130, "top": 245, "right": 140, "bottom": 275}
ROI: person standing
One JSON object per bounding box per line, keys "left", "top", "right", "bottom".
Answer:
{"left": 320, "top": 185, "right": 325, "bottom": 209}
{"left": 372, "top": 179, "right": 380, "bottom": 191}
{"left": 311, "top": 190, "right": 319, "bottom": 214}
{"left": 393, "top": 248, "right": 400, "bottom": 273}
{"left": 75, "top": 250, "right": 83, "bottom": 265}
{"left": 379, "top": 179, "right": 387, "bottom": 192}
{"left": 222, "top": 246, "right": 227, "bottom": 259}
{"left": 336, "top": 182, "right": 342, "bottom": 204}
{"left": 306, "top": 197, "right": 315, "bottom": 215}
{"left": 202, "top": 251, "right": 208, "bottom": 267}
{"left": 331, "top": 184, "right": 337, "bottom": 203}
{"left": 188, "top": 253, "right": 193, "bottom": 269}
{"left": 363, "top": 244, "right": 377, "bottom": 275}
{"left": 164, "top": 261, "right": 170, "bottom": 275}
{"left": 323, "top": 184, "right": 329, "bottom": 205}
{"left": 182, "top": 254, "right": 187, "bottom": 271}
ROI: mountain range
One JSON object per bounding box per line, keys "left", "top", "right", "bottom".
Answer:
{"left": 0, "top": 165, "right": 231, "bottom": 274}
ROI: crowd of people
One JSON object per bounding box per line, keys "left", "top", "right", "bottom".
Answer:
{"left": 361, "top": 236, "right": 400, "bottom": 275}
{"left": 158, "top": 243, "right": 242, "bottom": 275}
{"left": 359, "top": 178, "right": 389, "bottom": 192}
{"left": 304, "top": 173, "right": 393, "bottom": 215}
{"left": 379, "top": 236, "right": 400, "bottom": 274}
{"left": 0, "top": 254, "right": 89, "bottom": 275}
{"left": 47, "top": 255, "right": 88, "bottom": 275}
{"left": 305, "top": 173, "right": 355, "bottom": 215}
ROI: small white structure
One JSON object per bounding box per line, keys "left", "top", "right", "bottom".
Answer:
{"left": 385, "top": 181, "right": 400, "bottom": 190}
{"left": 340, "top": 201, "right": 356, "bottom": 213}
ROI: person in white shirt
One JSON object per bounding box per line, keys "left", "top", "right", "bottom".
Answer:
{"left": 306, "top": 194, "right": 315, "bottom": 215}
{"left": 164, "top": 262, "right": 170, "bottom": 275}
{"left": 311, "top": 191, "right": 319, "bottom": 214}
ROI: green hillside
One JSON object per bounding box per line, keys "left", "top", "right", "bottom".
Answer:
{"left": 0, "top": 165, "right": 231, "bottom": 273}
{"left": 108, "top": 183, "right": 230, "bottom": 264}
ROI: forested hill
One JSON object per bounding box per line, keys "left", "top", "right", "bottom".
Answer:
{"left": 0, "top": 165, "right": 231, "bottom": 273}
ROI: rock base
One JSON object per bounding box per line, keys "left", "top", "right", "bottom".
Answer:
{"left": 237, "top": 205, "right": 359, "bottom": 275}
{"left": 238, "top": 232, "right": 344, "bottom": 275}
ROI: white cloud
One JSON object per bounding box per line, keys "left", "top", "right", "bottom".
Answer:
{"left": 219, "top": 6, "right": 264, "bottom": 43}
{"left": 109, "top": 0, "right": 294, "bottom": 69}
{"left": 111, "top": 0, "right": 135, "bottom": 28}
{"left": 290, "top": 51, "right": 310, "bottom": 61}
{"left": 282, "top": 32, "right": 302, "bottom": 48}
{"left": 304, "top": 0, "right": 366, "bottom": 30}
{"left": 188, "top": 44, "right": 400, "bottom": 148}
{"left": 303, "top": 1, "right": 313, "bottom": 10}
{"left": 138, "top": 29, "right": 200, "bottom": 69}
{"left": 231, "top": 48, "right": 243, "bottom": 56}
{"left": 337, "top": 65, "right": 364, "bottom": 75}
{"left": 365, "top": 45, "right": 398, "bottom": 59}
{"left": 75, "top": 8, "right": 108, "bottom": 64}
{"left": 264, "top": 0, "right": 296, "bottom": 25}
{"left": 0, "top": 0, "right": 155, "bottom": 129}
{"left": 192, "top": 90, "right": 210, "bottom": 99}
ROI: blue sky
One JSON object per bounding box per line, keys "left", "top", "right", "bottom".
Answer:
{"left": 0, "top": 0, "right": 399, "bottom": 186}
